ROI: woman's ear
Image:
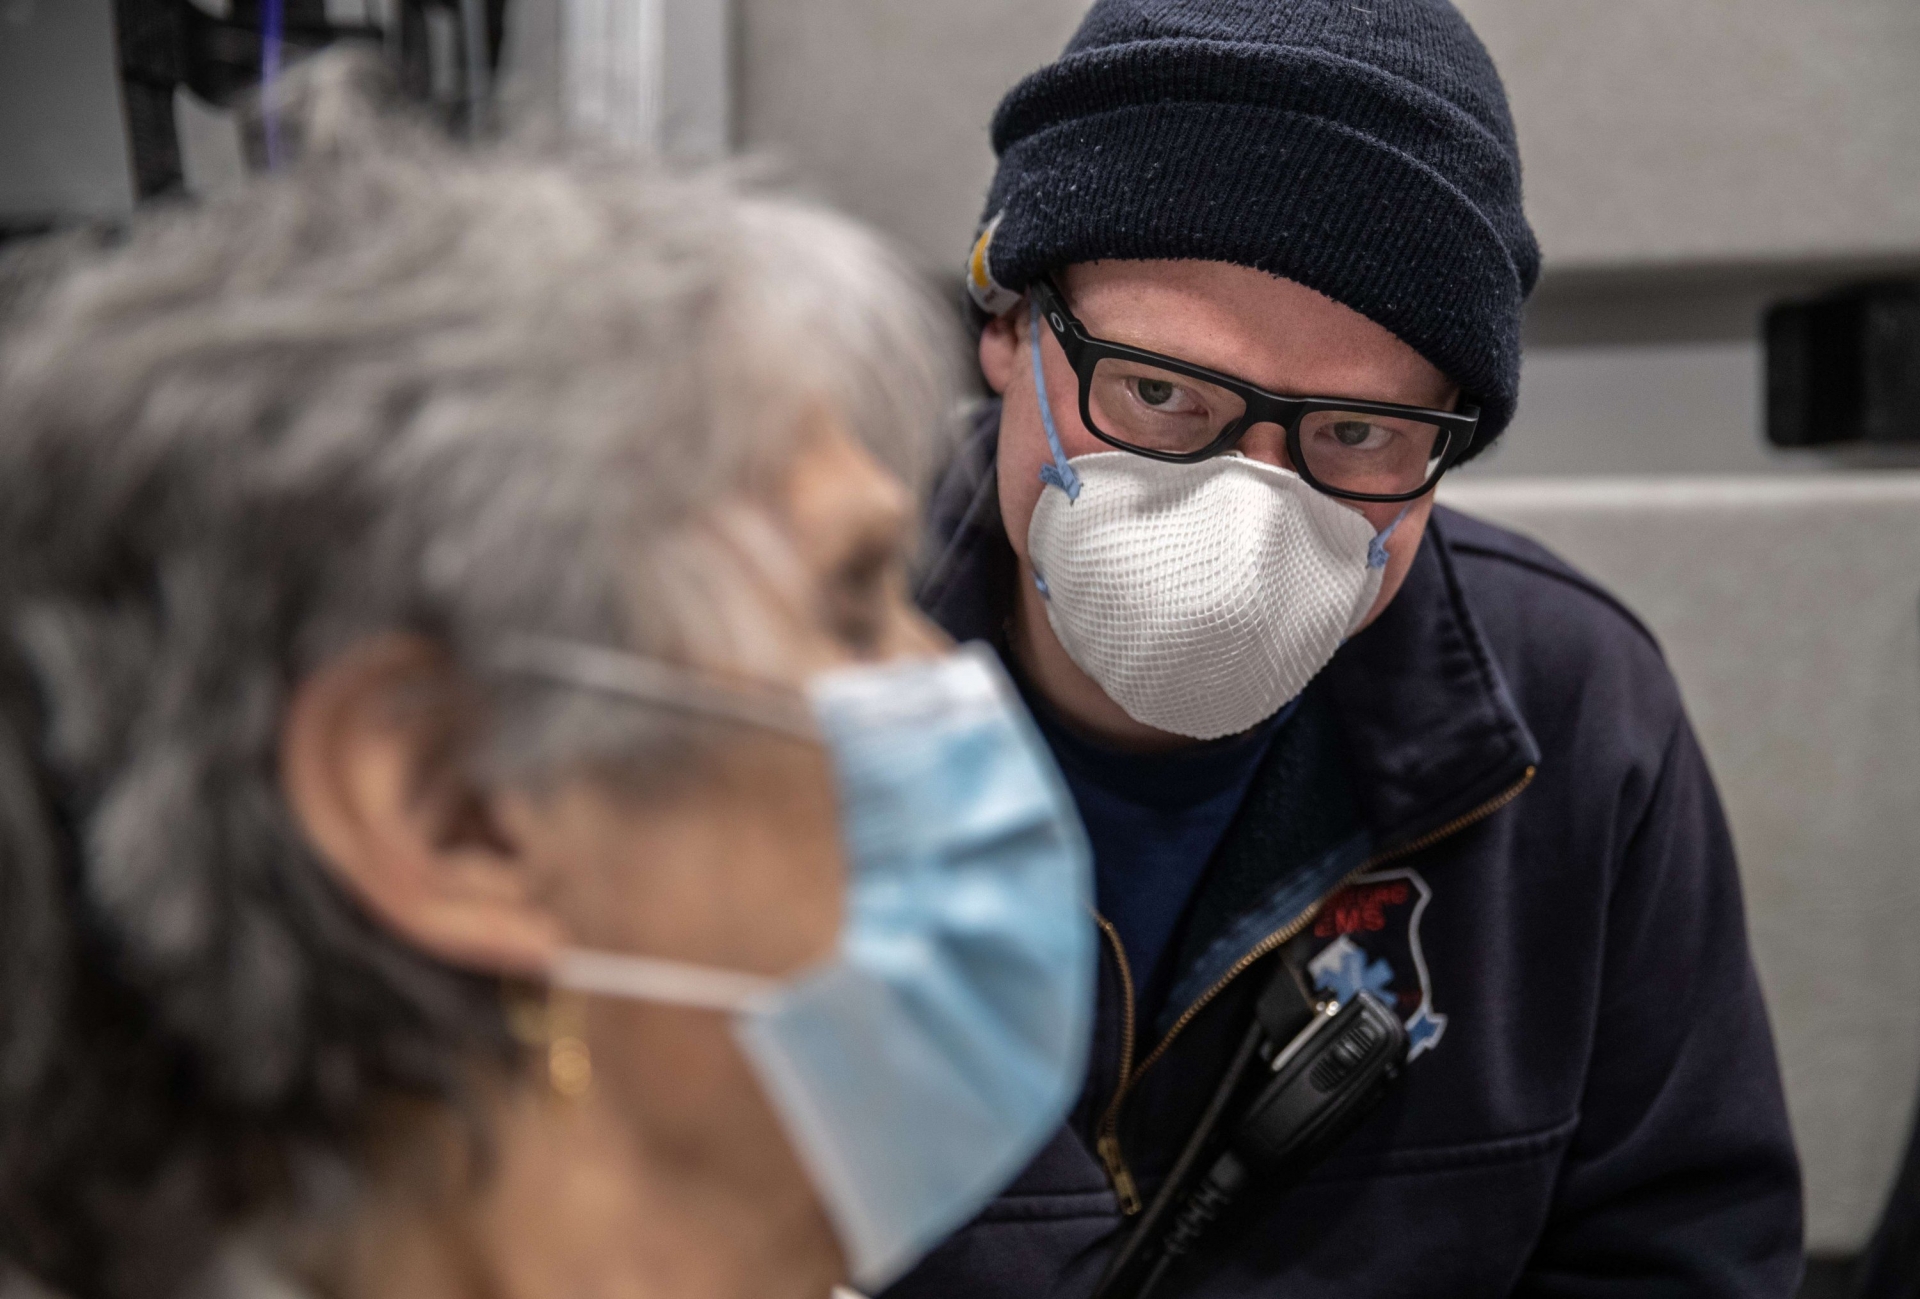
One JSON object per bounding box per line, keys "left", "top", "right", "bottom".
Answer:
{"left": 280, "top": 634, "right": 563, "bottom": 977}
{"left": 978, "top": 304, "right": 1023, "bottom": 396}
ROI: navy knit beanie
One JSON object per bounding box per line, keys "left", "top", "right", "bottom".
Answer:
{"left": 967, "top": 0, "right": 1540, "bottom": 449}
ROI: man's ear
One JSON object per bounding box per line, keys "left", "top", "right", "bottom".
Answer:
{"left": 280, "top": 634, "right": 563, "bottom": 977}
{"left": 978, "top": 305, "right": 1023, "bottom": 396}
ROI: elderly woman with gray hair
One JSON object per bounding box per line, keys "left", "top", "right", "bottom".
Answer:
{"left": 0, "top": 67, "right": 1094, "bottom": 1299}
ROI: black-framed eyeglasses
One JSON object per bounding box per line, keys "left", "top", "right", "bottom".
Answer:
{"left": 1029, "top": 277, "right": 1480, "bottom": 504}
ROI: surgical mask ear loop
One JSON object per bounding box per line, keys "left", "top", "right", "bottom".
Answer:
{"left": 1030, "top": 297, "right": 1082, "bottom": 502}
{"left": 1367, "top": 503, "right": 1417, "bottom": 570}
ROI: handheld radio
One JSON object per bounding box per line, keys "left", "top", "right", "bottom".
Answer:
{"left": 1091, "top": 958, "right": 1409, "bottom": 1299}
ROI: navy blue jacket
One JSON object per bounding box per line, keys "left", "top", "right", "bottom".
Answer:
{"left": 893, "top": 409, "right": 1803, "bottom": 1299}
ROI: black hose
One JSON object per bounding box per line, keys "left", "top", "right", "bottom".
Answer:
{"left": 1133, "top": 1153, "right": 1250, "bottom": 1299}
{"left": 1092, "top": 1017, "right": 1267, "bottom": 1298}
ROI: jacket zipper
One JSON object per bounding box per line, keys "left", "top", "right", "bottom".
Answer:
{"left": 1092, "top": 914, "right": 1143, "bottom": 1213}
{"left": 1091, "top": 765, "right": 1537, "bottom": 1213}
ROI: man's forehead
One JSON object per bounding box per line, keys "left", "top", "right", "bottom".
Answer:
{"left": 1057, "top": 259, "right": 1456, "bottom": 407}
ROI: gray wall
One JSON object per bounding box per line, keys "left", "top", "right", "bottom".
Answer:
{"left": 1473, "top": 268, "right": 1920, "bottom": 479}
{"left": 736, "top": 0, "right": 1086, "bottom": 273}
{"left": 739, "top": 0, "right": 1920, "bottom": 278}
{"left": 1458, "top": 0, "right": 1920, "bottom": 272}
{"left": 0, "top": 0, "right": 133, "bottom": 226}
{"left": 504, "top": 0, "right": 733, "bottom": 159}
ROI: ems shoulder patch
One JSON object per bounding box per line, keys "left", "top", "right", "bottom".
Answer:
{"left": 1305, "top": 867, "right": 1449, "bottom": 1060}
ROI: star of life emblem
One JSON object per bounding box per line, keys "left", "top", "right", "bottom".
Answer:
{"left": 1305, "top": 867, "right": 1449, "bottom": 1060}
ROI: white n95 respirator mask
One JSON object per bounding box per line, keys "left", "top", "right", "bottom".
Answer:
{"left": 492, "top": 639, "right": 1096, "bottom": 1293}
{"left": 1023, "top": 301, "right": 1405, "bottom": 741}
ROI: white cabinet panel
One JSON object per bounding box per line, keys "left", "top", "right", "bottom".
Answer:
{"left": 0, "top": 0, "right": 135, "bottom": 223}
{"left": 1458, "top": 0, "right": 1920, "bottom": 270}
{"left": 736, "top": 0, "right": 1088, "bottom": 270}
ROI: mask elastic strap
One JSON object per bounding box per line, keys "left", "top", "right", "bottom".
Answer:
{"left": 493, "top": 635, "right": 817, "bottom": 742}
{"left": 552, "top": 948, "right": 780, "bottom": 1011}
{"left": 1367, "top": 504, "right": 1416, "bottom": 570}
{"left": 1030, "top": 296, "right": 1081, "bottom": 502}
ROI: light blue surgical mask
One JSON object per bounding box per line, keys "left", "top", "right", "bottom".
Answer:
{"left": 493, "top": 638, "right": 1097, "bottom": 1291}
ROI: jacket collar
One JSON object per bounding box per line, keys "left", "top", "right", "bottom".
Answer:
{"left": 1321, "top": 508, "right": 1541, "bottom": 853}
{"left": 914, "top": 400, "right": 1540, "bottom": 856}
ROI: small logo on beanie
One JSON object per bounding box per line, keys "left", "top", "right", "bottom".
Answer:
{"left": 966, "top": 213, "right": 1022, "bottom": 316}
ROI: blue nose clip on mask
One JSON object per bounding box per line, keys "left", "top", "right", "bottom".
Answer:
{"left": 1027, "top": 295, "right": 1412, "bottom": 566}
{"left": 495, "top": 638, "right": 1097, "bottom": 1292}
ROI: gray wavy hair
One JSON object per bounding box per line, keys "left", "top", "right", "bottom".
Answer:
{"left": 0, "top": 53, "right": 956, "bottom": 1299}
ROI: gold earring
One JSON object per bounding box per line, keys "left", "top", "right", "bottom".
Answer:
{"left": 504, "top": 982, "right": 594, "bottom": 1100}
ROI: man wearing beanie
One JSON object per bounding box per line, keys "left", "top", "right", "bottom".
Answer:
{"left": 901, "top": 1, "right": 1804, "bottom": 1296}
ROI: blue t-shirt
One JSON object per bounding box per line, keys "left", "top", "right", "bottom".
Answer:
{"left": 1022, "top": 687, "right": 1295, "bottom": 1016}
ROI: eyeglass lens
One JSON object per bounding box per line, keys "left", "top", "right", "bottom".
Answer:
{"left": 1086, "top": 355, "right": 1452, "bottom": 497}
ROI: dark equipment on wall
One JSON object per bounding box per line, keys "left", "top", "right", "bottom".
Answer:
{"left": 112, "top": 0, "right": 508, "bottom": 199}
{"left": 1766, "top": 281, "right": 1920, "bottom": 448}
{"left": 1091, "top": 959, "right": 1409, "bottom": 1299}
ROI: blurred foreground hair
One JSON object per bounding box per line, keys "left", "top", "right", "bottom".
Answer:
{"left": 0, "top": 49, "right": 956, "bottom": 1299}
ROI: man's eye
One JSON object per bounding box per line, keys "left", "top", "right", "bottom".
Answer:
{"left": 1329, "top": 419, "right": 1385, "bottom": 449}
{"left": 1130, "top": 377, "right": 1202, "bottom": 414}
